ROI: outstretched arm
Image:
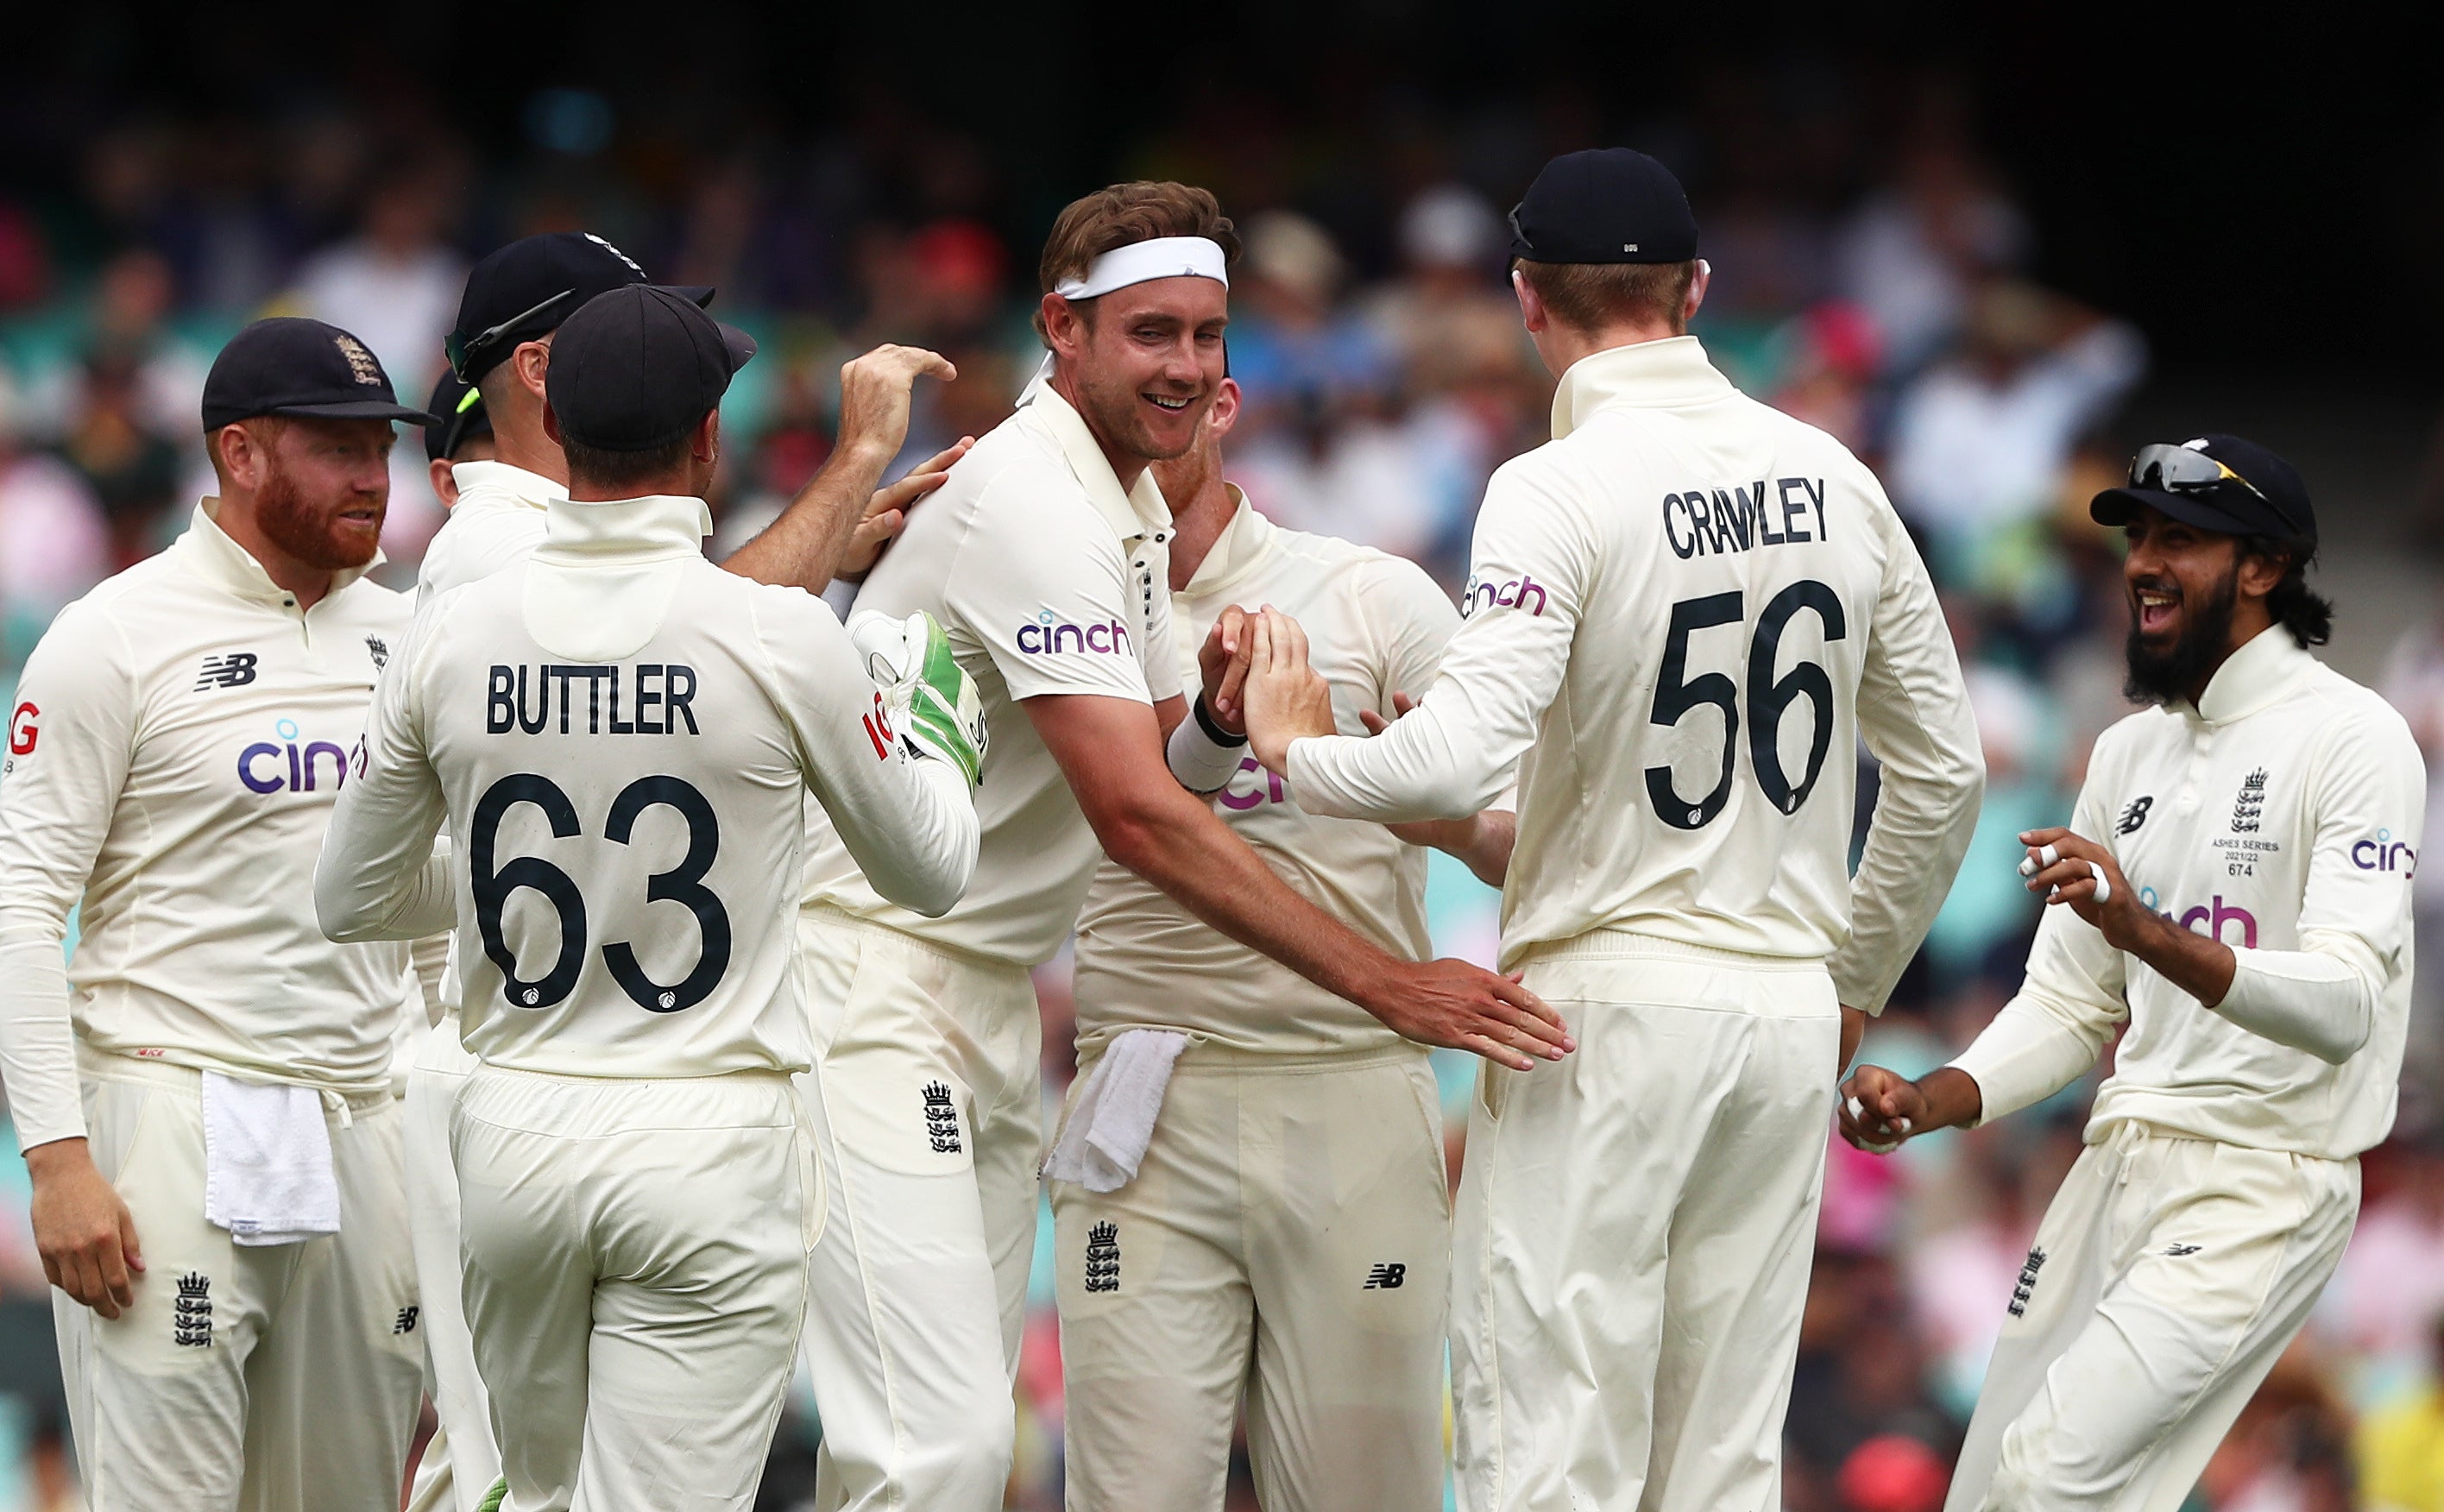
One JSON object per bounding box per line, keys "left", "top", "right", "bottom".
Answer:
{"left": 1030, "top": 691, "right": 1571, "bottom": 1070}
{"left": 721, "top": 344, "right": 963, "bottom": 590}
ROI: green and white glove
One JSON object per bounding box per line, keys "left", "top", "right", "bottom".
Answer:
{"left": 848, "top": 609, "right": 987, "bottom": 785}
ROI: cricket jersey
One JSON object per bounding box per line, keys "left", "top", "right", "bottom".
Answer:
{"left": 800, "top": 384, "right": 1183, "bottom": 967}
{"left": 1284, "top": 336, "right": 1983, "bottom": 1003}
{"left": 318, "top": 493, "right": 979, "bottom": 1079}
{"left": 1074, "top": 496, "right": 1454, "bottom": 1056}
{"left": 1951, "top": 626, "right": 2423, "bottom": 1159}
{"left": 417, "top": 459, "right": 559, "bottom": 604}
{"left": 0, "top": 501, "right": 421, "bottom": 1149}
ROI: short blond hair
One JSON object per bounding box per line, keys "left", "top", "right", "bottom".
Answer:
{"left": 1035, "top": 182, "right": 1239, "bottom": 339}
{"left": 1515, "top": 258, "right": 1697, "bottom": 334}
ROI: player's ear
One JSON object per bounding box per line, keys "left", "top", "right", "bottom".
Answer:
{"left": 1685, "top": 259, "right": 1710, "bottom": 326}
{"left": 693, "top": 407, "right": 721, "bottom": 463}
{"left": 1208, "top": 377, "right": 1242, "bottom": 440}
{"left": 539, "top": 401, "right": 564, "bottom": 448}
{"left": 1041, "top": 293, "right": 1086, "bottom": 362}
{"left": 2236, "top": 539, "right": 2291, "bottom": 602}
{"left": 429, "top": 457, "right": 461, "bottom": 507}
{"left": 513, "top": 338, "right": 551, "bottom": 401}
{"left": 1511, "top": 268, "right": 1546, "bottom": 335}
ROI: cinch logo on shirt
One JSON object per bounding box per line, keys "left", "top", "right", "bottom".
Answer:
{"left": 237, "top": 719, "right": 351, "bottom": 794}
{"left": 1217, "top": 755, "right": 1288, "bottom": 811}
{"left": 2353, "top": 830, "right": 2418, "bottom": 876}
{"left": 1462, "top": 573, "right": 1547, "bottom": 619}
{"left": 2136, "top": 887, "right": 2259, "bottom": 948}
{"left": 1015, "top": 612, "right": 1131, "bottom": 655}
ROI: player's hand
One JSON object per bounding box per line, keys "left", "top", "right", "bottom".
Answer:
{"left": 1244, "top": 608, "right": 1335, "bottom": 775}
{"left": 1838, "top": 1064, "right": 1925, "bottom": 1155}
{"left": 841, "top": 437, "right": 972, "bottom": 581}
{"left": 835, "top": 343, "right": 956, "bottom": 466}
{"left": 1198, "top": 607, "right": 1254, "bottom": 734}
{"left": 2019, "top": 827, "right": 2145, "bottom": 951}
{"left": 26, "top": 1138, "right": 143, "bottom": 1317}
{"left": 1367, "top": 959, "right": 1572, "bottom": 1072}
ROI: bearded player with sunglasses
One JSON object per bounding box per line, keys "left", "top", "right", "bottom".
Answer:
{"left": 1842, "top": 436, "right": 2423, "bottom": 1512}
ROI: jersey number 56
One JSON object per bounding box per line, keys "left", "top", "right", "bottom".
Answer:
{"left": 1647, "top": 581, "right": 1848, "bottom": 830}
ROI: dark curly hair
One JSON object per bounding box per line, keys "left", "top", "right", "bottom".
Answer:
{"left": 2244, "top": 532, "right": 2334, "bottom": 647}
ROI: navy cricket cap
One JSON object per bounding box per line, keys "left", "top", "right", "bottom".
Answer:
{"left": 545, "top": 285, "right": 756, "bottom": 452}
{"left": 425, "top": 368, "right": 493, "bottom": 463}
{"left": 448, "top": 231, "right": 713, "bottom": 383}
{"left": 200, "top": 317, "right": 434, "bottom": 432}
{"left": 2092, "top": 434, "right": 2316, "bottom": 545}
{"left": 1509, "top": 148, "right": 1699, "bottom": 266}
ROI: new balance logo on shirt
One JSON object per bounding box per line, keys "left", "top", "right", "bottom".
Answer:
{"left": 195, "top": 652, "right": 259, "bottom": 690}
{"left": 2118, "top": 795, "right": 2153, "bottom": 835}
{"left": 1364, "top": 1263, "right": 1408, "bottom": 1290}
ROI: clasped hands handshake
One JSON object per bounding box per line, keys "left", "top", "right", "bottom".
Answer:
{"left": 1196, "top": 604, "right": 1339, "bottom": 774}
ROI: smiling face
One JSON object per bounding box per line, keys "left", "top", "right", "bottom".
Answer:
{"left": 1044, "top": 274, "right": 1228, "bottom": 469}
{"left": 246, "top": 416, "right": 396, "bottom": 570}
{"left": 2120, "top": 504, "right": 2284, "bottom": 704}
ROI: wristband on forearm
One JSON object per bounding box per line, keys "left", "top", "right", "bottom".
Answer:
{"left": 1168, "top": 696, "right": 1249, "bottom": 793}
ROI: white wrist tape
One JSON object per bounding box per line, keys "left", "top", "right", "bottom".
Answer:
{"left": 1168, "top": 701, "right": 1248, "bottom": 794}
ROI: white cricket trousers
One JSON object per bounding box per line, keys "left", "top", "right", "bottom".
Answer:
{"left": 1055, "top": 1042, "right": 1452, "bottom": 1512}
{"left": 452, "top": 1065, "right": 818, "bottom": 1512}
{"left": 54, "top": 1045, "right": 423, "bottom": 1512}
{"left": 403, "top": 1011, "right": 498, "bottom": 1512}
{"left": 1943, "top": 1121, "right": 2360, "bottom": 1512}
{"left": 1452, "top": 934, "right": 1840, "bottom": 1512}
{"left": 793, "top": 905, "right": 1042, "bottom": 1512}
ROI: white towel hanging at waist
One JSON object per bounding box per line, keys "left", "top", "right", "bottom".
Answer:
{"left": 201, "top": 1072, "right": 342, "bottom": 1246}
{"left": 1042, "top": 1029, "right": 1191, "bottom": 1194}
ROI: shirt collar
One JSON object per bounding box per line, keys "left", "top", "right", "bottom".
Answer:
{"left": 537, "top": 495, "right": 715, "bottom": 562}
{"left": 450, "top": 459, "right": 565, "bottom": 508}
{"left": 1549, "top": 335, "right": 1737, "bottom": 440}
{"left": 1182, "top": 486, "right": 1273, "bottom": 597}
{"left": 2188, "top": 623, "right": 2318, "bottom": 726}
{"left": 1018, "top": 382, "right": 1175, "bottom": 545}
{"left": 180, "top": 498, "right": 382, "bottom": 606}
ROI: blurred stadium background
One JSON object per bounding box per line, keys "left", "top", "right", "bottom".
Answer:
{"left": 8, "top": 6, "right": 2444, "bottom": 1509}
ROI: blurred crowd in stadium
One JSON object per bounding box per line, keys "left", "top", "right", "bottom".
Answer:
{"left": 6, "top": 67, "right": 2444, "bottom": 1512}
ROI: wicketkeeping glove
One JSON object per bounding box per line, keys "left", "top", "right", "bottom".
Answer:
{"left": 848, "top": 609, "right": 988, "bottom": 785}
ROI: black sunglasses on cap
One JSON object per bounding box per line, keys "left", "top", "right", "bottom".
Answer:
{"left": 2128, "top": 444, "right": 2301, "bottom": 535}
{"left": 446, "top": 288, "right": 576, "bottom": 382}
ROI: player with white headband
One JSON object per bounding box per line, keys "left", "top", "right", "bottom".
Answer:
{"left": 1843, "top": 436, "right": 2422, "bottom": 1511}
{"left": 791, "top": 180, "right": 1566, "bottom": 1512}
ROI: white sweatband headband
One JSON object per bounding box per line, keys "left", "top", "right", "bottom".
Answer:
{"left": 1168, "top": 700, "right": 1249, "bottom": 794}
{"left": 1054, "top": 236, "right": 1230, "bottom": 300}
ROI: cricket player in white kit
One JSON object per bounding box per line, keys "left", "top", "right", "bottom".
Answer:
{"left": 1843, "top": 436, "right": 2422, "bottom": 1512}
{"left": 316, "top": 284, "right": 985, "bottom": 1512}
{"left": 1243, "top": 148, "right": 1984, "bottom": 1512}
{"left": 795, "top": 181, "right": 1566, "bottom": 1512}
{"left": 1058, "top": 378, "right": 1516, "bottom": 1511}
{"left": 0, "top": 318, "right": 443, "bottom": 1509}
{"left": 400, "top": 234, "right": 967, "bottom": 1512}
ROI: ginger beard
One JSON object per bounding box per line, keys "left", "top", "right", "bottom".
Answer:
{"left": 253, "top": 428, "right": 387, "bottom": 571}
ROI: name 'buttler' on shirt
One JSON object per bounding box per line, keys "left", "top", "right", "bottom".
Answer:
{"left": 485, "top": 663, "right": 702, "bottom": 736}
